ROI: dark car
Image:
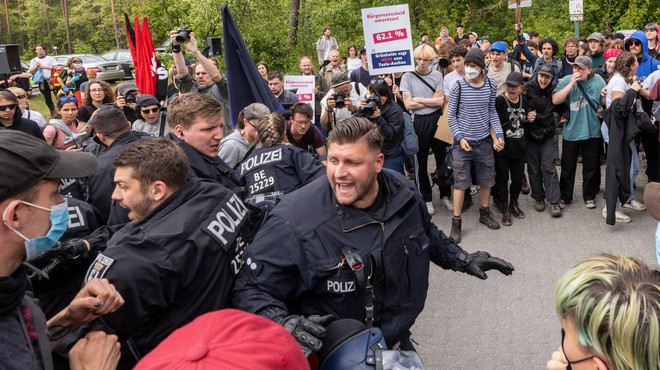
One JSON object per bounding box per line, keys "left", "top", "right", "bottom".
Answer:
{"left": 101, "top": 49, "right": 134, "bottom": 79}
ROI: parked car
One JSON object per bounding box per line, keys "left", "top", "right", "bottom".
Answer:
{"left": 50, "top": 54, "right": 125, "bottom": 91}
{"left": 100, "top": 49, "right": 134, "bottom": 79}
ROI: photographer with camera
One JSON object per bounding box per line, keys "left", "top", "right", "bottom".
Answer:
{"left": 320, "top": 73, "right": 368, "bottom": 132}
{"left": 115, "top": 82, "right": 140, "bottom": 123}
{"left": 170, "top": 27, "right": 231, "bottom": 136}
{"left": 354, "top": 79, "right": 405, "bottom": 174}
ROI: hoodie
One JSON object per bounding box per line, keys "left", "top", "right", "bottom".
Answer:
{"left": 626, "top": 30, "right": 660, "bottom": 80}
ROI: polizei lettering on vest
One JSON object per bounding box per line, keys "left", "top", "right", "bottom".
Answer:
{"left": 326, "top": 280, "right": 355, "bottom": 293}
{"left": 239, "top": 148, "right": 283, "bottom": 175}
{"left": 206, "top": 194, "right": 248, "bottom": 245}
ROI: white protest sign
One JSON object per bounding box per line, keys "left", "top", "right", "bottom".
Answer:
{"left": 361, "top": 4, "right": 415, "bottom": 75}
{"left": 507, "top": 0, "right": 532, "bottom": 8}
{"left": 284, "top": 75, "right": 316, "bottom": 116}
{"left": 569, "top": 0, "right": 583, "bottom": 15}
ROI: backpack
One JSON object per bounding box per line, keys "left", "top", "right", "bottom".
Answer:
{"left": 532, "top": 58, "right": 562, "bottom": 79}
{"left": 401, "top": 112, "right": 418, "bottom": 155}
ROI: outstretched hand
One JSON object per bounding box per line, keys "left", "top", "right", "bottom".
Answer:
{"left": 465, "top": 251, "right": 514, "bottom": 280}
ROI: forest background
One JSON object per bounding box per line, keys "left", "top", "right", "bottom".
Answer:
{"left": 1, "top": 0, "right": 659, "bottom": 74}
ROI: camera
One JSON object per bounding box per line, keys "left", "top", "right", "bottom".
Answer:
{"left": 175, "top": 26, "right": 193, "bottom": 43}
{"left": 438, "top": 57, "right": 450, "bottom": 69}
{"left": 332, "top": 92, "right": 346, "bottom": 109}
{"left": 362, "top": 93, "right": 380, "bottom": 116}
{"left": 125, "top": 94, "right": 136, "bottom": 104}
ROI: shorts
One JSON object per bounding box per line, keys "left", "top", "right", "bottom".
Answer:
{"left": 452, "top": 138, "right": 496, "bottom": 190}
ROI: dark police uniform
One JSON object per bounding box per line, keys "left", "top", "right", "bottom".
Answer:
{"left": 238, "top": 144, "right": 325, "bottom": 208}
{"left": 167, "top": 133, "right": 242, "bottom": 194}
{"left": 83, "top": 179, "right": 251, "bottom": 368}
{"left": 233, "top": 170, "right": 464, "bottom": 347}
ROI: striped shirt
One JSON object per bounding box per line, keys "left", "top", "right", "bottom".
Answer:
{"left": 447, "top": 76, "right": 503, "bottom": 142}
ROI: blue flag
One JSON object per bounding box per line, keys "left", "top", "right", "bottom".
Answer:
{"left": 222, "top": 4, "right": 282, "bottom": 128}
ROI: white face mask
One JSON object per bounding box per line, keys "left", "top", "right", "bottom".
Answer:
{"left": 465, "top": 67, "right": 481, "bottom": 80}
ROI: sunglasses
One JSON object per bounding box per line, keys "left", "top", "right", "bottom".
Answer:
{"left": 141, "top": 107, "right": 160, "bottom": 114}
{"left": 59, "top": 96, "right": 78, "bottom": 103}
{"left": 628, "top": 40, "right": 642, "bottom": 47}
{"left": 0, "top": 104, "right": 17, "bottom": 111}
{"left": 370, "top": 79, "right": 386, "bottom": 86}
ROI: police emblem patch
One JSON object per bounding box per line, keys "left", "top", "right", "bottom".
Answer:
{"left": 85, "top": 254, "right": 115, "bottom": 283}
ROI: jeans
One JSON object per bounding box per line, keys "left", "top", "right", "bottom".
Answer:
{"left": 413, "top": 110, "right": 450, "bottom": 201}
{"left": 560, "top": 137, "right": 601, "bottom": 203}
{"left": 384, "top": 153, "right": 405, "bottom": 174}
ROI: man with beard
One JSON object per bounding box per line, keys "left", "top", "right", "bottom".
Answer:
{"left": 299, "top": 56, "right": 329, "bottom": 133}
{"left": 80, "top": 138, "right": 252, "bottom": 368}
{"left": 233, "top": 117, "right": 514, "bottom": 358}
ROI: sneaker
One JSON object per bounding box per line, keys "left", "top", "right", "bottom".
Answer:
{"left": 623, "top": 199, "right": 646, "bottom": 211}
{"left": 479, "top": 207, "right": 500, "bottom": 230}
{"left": 450, "top": 217, "right": 462, "bottom": 243}
{"left": 602, "top": 207, "right": 631, "bottom": 223}
{"left": 426, "top": 201, "right": 435, "bottom": 215}
{"left": 559, "top": 200, "right": 567, "bottom": 209}
{"left": 585, "top": 200, "right": 596, "bottom": 209}
{"left": 550, "top": 204, "right": 562, "bottom": 217}
{"left": 534, "top": 199, "right": 546, "bottom": 212}
{"left": 501, "top": 208, "right": 512, "bottom": 226}
{"left": 469, "top": 185, "right": 479, "bottom": 196}
{"left": 509, "top": 201, "right": 525, "bottom": 219}
{"left": 441, "top": 196, "right": 454, "bottom": 211}
{"left": 521, "top": 176, "right": 530, "bottom": 195}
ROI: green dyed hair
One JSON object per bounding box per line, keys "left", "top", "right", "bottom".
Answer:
{"left": 554, "top": 254, "right": 660, "bottom": 370}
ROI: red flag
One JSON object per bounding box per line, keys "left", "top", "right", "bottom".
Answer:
{"left": 133, "top": 17, "right": 157, "bottom": 96}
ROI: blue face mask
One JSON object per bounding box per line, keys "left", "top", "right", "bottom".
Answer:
{"left": 3, "top": 199, "right": 69, "bottom": 260}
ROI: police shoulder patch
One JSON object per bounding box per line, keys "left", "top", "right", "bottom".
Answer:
{"left": 85, "top": 253, "right": 115, "bottom": 283}
{"left": 202, "top": 193, "right": 248, "bottom": 251}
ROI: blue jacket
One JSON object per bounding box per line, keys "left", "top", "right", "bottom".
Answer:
{"left": 233, "top": 170, "right": 464, "bottom": 346}
{"left": 627, "top": 30, "right": 660, "bottom": 80}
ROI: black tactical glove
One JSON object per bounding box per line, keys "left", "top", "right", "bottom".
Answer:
{"left": 275, "top": 314, "right": 336, "bottom": 357}
{"left": 27, "top": 239, "right": 90, "bottom": 278}
{"left": 453, "top": 250, "right": 514, "bottom": 280}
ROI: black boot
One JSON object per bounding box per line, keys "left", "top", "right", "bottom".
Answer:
{"left": 479, "top": 207, "right": 500, "bottom": 230}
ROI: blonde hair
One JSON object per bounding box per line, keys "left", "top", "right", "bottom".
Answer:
{"left": 413, "top": 44, "right": 437, "bottom": 60}
{"left": 257, "top": 113, "right": 286, "bottom": 147}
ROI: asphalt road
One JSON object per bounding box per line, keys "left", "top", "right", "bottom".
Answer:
{"left": 413, "top": 161, "right": 657, "bottom": 370}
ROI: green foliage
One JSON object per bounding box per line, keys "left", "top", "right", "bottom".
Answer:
{"left": 3, "top": 0, "right": 660, "bottom": 74}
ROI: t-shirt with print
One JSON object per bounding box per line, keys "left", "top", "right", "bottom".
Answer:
{"left": 495, "top": 95, "right": 527, "bottom": 159}
{"left": 553, "top": 74, "right": 606, "bottom": 141}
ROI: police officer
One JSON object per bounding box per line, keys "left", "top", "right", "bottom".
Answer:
{"left": 238, "top": 113, "right": 325, "bottom": 210}
{"left": 233, "top": 118, "right": 515, "bottom": 356}
{"left": 166, "top": 93, "right": 242, "bottom": 194}
{"left": 76, "top": 139, "right": 256, "bottom": 368}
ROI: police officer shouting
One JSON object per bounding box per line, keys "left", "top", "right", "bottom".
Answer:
{"left": 233, "top": 117, "right": 515, "bottom": 357}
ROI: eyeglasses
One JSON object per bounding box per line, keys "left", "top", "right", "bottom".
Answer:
{"left": 15, "top": 95, "right": 26, "bottom": 100}
{"left": 141, "top": 107, "right": 160, "bottom": 114}
{"left": 293, "top": 119, "right": 310, "bottom": 126}
{"left": 90, "top": 88, "right": 104, "bottom": 93}
{"left": 370, "top": 79, "right": 386, "bottom": 86}
{"left": 560, "top": 329, "right": 606, "bottom": 370}
{"left": 628, "top": 40, "right": 642, "bottom": 47}
{"left": 0, "top": 104, "right": 17, "bottom": 111}
{"left": 59, "top": 96, "right": 78, "bottom": 103}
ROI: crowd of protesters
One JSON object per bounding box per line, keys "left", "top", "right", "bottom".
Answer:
{"left": 1, "top": 19, "right": 660, "bottom": 370}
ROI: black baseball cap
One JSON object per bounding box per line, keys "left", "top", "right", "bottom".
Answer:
{"left": 537, "top": 64, "right": 555, "bottom": 78}
{"left": 0, "top": 131, "right": 97, "bottom": 201}
{"left": 505, "top": 72, "right": 525, "bottom": 87}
